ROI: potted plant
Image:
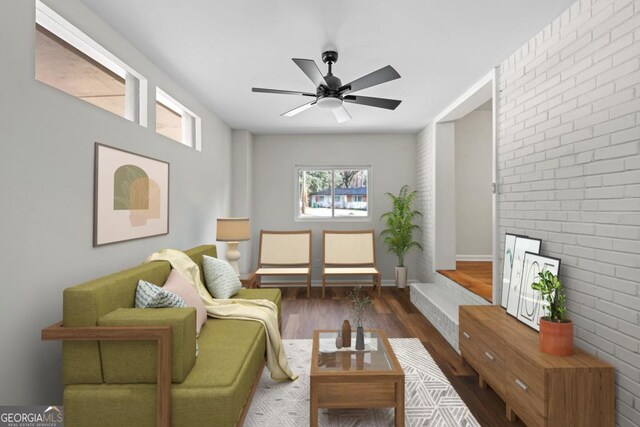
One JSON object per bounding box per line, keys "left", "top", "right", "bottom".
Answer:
{"left": 380, "top": 185, "right": 423, "bottom": 289}
{"left": 532, "top": 271, "right": 573, "bottom": 356}
{"left": 347, "top": 286, "right": 373, "bottom": 350}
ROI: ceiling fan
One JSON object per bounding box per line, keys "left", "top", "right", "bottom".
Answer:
{"left": 252, "top": 50, "right": 401, "bottom": 123}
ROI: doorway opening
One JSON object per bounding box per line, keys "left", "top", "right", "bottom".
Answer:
{"left": 432, "top": 71, "right": 498, "bottom": 303}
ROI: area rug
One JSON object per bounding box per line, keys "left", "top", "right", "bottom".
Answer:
{"left": 245, "top": 338, "right": 480, "bottom": 427}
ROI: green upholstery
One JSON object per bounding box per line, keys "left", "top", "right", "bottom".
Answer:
{"left": 62, "top": 245, "right": 217, "bottom": 385}
{"left": 64, "top": 319, "right": 267, "bottom": 427}
{"left": 61, "top": 244, "right": 283, "bottom": 427}
{"left": 98, "top": 308, "right": 197, "bottom": 384}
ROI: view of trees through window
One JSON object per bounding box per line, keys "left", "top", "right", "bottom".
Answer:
{"left": 298, "top": 168, "right": 369, "bottom": 218}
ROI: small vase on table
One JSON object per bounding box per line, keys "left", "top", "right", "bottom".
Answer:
{"left": 355, "top": 325, "right": 365, "bottom": 350}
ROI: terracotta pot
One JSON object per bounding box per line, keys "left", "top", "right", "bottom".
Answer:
{"left": 539, "top": 318, "right": 574, "bottom": 356}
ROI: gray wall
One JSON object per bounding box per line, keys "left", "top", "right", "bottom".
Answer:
{"left": 251, "top": 134, "right": 418, "bottom": 282}
{"left": 0, "top": 0, "right": 232, "bottom": 405}
{"left": 231, "top": 130, "right": 254, "bottom": 273}
{"left": 455, "top": 109, "right": 493, "bottom": 259}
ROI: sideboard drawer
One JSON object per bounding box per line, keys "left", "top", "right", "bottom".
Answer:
{"left": 475, "top": 336, "right": 506, "bottom": 395}
{"left": 460, "top": 313, "right": 506, "bottom": 396}
{"left": 506, "top": 348, "right": 546, "bottom": 419}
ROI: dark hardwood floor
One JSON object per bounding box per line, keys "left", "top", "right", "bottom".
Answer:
{"left": 280, "top": 286, "right": 524, "bottom": 427}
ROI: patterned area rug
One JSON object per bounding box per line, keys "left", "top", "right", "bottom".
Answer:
{"left": 245, "top": 338, "right": 480, "bottom": 426}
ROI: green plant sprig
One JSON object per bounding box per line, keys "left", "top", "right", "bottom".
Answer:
{"left": 347, "top": 286, "right": 373, "bottom": 328}
{"left": 531, "top": 270, "right": 568, "bottom": 323}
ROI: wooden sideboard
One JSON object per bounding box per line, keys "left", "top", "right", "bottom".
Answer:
{"left": 459, "top": 305, "right": 614, "bottom": 427}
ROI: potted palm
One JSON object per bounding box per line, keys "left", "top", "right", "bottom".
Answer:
{"left": 380, "top": 185, "right": 423, "bottom": 289}
{"left": 532, "top": 271, "right": 573, "bottom": 356}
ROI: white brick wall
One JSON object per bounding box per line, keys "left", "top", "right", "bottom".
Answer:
{"left": 416, "top": 126, "right": 435, "bottom": 282}
{"left": 496, "top": 0, "right": 640, "bottom": 425}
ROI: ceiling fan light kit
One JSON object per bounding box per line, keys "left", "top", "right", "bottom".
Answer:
{"left": 316, "top": 97, "right": 342, "bottom": 110}
{"left": 252, "top": 50, "right": 402, "bottom": 123}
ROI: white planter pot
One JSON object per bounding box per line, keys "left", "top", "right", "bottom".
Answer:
{"left": 395, "top": 266, "right": 407, "bottom": 289}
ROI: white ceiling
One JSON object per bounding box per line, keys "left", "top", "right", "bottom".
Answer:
{"left": 79, "top": 0, "right": 574, "bottom": 134}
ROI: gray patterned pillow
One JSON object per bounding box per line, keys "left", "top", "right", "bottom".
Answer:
{"left": 202, "top": 255, "right": 241, "bottom": 299}
{"left": 135, "top": 279, "right": 186, "bottom": 308}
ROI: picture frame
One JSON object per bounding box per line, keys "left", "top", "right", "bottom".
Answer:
{"left": 505, "top": 236, "right": 541, "bottom": 317}
{"left": 94, "top": 143, "right": 170, "bottom": 246}
{"left": 500, "top": 233, "right": 528, "bottom": 308}
{"left": 516, "top": 253, "right": 561, "bottom": 331}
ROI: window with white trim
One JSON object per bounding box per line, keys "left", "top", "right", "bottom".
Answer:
{"left": 296, "top": 167, "right": 370, "bottom": 220}
{"left": 156, "top": 88, "right": 201, "bottom": 150}
{"left": 35, "top": 1, "right": 147, "bottom": 126}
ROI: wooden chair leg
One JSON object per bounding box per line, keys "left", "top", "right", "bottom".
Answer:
{"left": 322, "top": 275, "right": 326, "bottom": 298}
{"left": 377, "top": 274, "right": 382, "bottom": 297}
{"left": 306, "top": 274, "right": 311, "bottom": 299}
{"left": 256, "top": 275, "right": 261, "bottom": 289}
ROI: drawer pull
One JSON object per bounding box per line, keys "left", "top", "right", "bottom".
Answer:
{"left": 484, "top": 351, "right": 494, "bottom": 361}
{"left": 515, "top": 378, "right": 528, "bottom": 391}
{"left": 462, "top": 331, "right": 470, "bottom": 339}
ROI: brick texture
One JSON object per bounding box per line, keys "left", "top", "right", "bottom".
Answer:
{"left": 496, "top": 0, "right": 640, "bottom": 425}
{"left": 416, "top": 126, "right": 435, "bottom": 283}
{"left": 416, "top": 0, "right": 640, "bottom": 424}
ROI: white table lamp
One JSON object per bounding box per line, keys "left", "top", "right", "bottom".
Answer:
{"left": 216, "top": 217, "right": 250, "bottom": 275}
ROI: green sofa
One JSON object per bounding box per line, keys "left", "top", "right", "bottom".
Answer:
{"left": 61, "top": 245, "right": 281, "bottom": 426}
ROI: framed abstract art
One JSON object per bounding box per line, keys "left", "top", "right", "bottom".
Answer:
{"left": 516, "top": 253, "right": 561, "bottom": 330}
{"left": 93, "top": 143, "right": 170, "bottom": 246}
{"left": 505, "top": 236, "right": 541, "bottom": 316}
{"left": 500, "top": 233, "right": 527, "bottom": 308}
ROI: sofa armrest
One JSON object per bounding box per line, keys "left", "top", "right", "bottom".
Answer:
{"left": 98, "top": 308, "right": 196, "bottom": 384}
{"left": 42, "top": 321, "right": 171, "bottom": 427}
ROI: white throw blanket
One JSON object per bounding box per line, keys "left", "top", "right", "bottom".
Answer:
{"left": 146, "top": 248, "right": 297, "bottom": 381}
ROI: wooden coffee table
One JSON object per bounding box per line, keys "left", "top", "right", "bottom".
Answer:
{"left": 309, "top": 329, "right": 405, "bottom": 427}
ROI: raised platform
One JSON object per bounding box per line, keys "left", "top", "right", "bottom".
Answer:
{"left": 437, "top": 261, "right": 492, "bottom": 302}
{"left": 410, "top": 273, "right": 490, "bottom": 353}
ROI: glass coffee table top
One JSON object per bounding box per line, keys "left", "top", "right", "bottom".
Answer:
{"left": 315, "top": 330, "right": 394, "bottom": 372}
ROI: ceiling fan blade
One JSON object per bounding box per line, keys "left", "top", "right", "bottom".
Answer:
{"left": 292, "top": 58, "right": 328, "bottom": 88}
{"left": 252, "top": 87, "right": 316, "bottom": 97}
{"left": 281, "top": 101, "right": 316, "bottom": 117}
{"left": 343, "top": 95, "right": 402, "bottom": 110}
{"left": 332, "top": 105, "right": 352, "bottom": 123}
{"left": 338, "top": 65, "right": 401, "bottom": 95}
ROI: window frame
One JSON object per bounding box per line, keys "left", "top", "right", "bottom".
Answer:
{"left": 155, "top": 88, "right": 202, "bottom": 151}
{"left": 35, "top": 0, "right": 148, "bottom": 126}
{"left": 294, "top": 165, "right": 372, "bottom": 222}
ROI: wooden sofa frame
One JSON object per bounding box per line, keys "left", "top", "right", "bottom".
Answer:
{"left": 256, "top": 230, "right": 312, "bottom": 298}
{"left": 42, "top": 322, "right": 173, "bottom": 427}
{"left": 322, "top": 229, "right": 382, "bottom": 298}
{"left": 42, "top": 321, "right": 269, "bottom": 427}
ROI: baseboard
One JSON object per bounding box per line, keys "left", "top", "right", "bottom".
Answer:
{"left": 456, "top": 255, "right": 492, "bottom": 262}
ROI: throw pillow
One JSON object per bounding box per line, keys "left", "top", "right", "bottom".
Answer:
{"left": 163, "top": 269, "right": 208, "bottom": 336}
{"left": 202, "top": 255, "right": 241, "bottom": 299}
{"left": 135, "top": 280, "right": 186, "bottom": 309}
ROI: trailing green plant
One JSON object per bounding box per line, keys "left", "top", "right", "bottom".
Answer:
{"left": 380, "top": 185, "right": 423, "bottom": 267}
{"left": 531, "top": 271, "right": 568, "bottom": 323}
{"left": 347, "top": 286, "right": 373, "bottom": 328}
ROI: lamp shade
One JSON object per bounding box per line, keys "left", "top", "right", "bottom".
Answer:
{"left": 216, "top": 217, "right": 250, "bottom": 241}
